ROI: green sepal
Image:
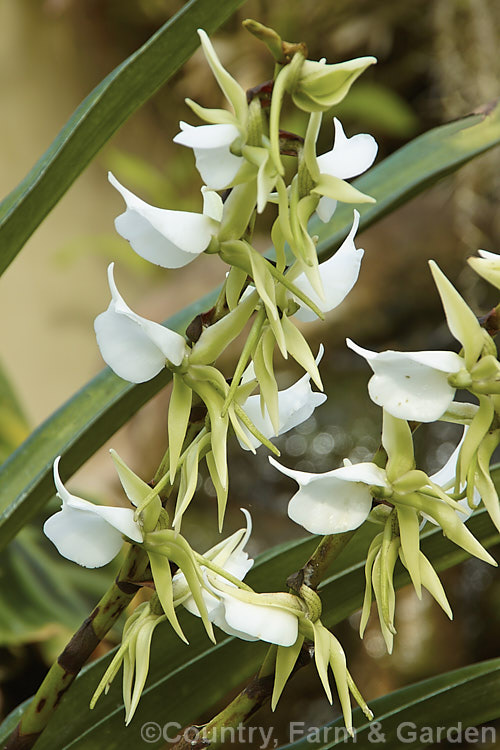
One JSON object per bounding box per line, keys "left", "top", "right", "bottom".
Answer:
{"left": 147, "top": 549, "right": 188, "bottom": 644}
{"left": 429, "top": 260, "right": 483, "bottom": 370}
{"left": 185, "top": 98, "right": 237, "bottom": 126}
{"left": 359, "top": 532, "right": 383, "bottom": 637}
{"left": 291, "top": 56, "right": 377, "bottom": 112}
{"left": 189, "top": 289, "right": 258, "bottom": 365}
{"left": 457, "top": 395, "right": 494, "bottom": 486}
{"left": 475, "top": 429, "right": 500, "bottom": 532}
{"left": 382, "top": 411, "right": 415, "bottom": 483}
{"left": 281, "top": 315, "right": 323, "bottom": 389}
{"left": 253, "top": 326, "right": 279, "bottom": 433}
{"left": 146, "top": 529, "right": 216, "bottom": 643}
{"left": 226, "top": 266, "right": 249, "bottom": 310}
{"left": 222, "top": 306, "right": 266, "bottom": 416}
{"left": 397, "top": 492, "right": 496, "bottom": 566}
{"left": 471, "top": 354, "right": 500, "bottom": 383}
{"left": 396, "top": 505, "right": 421, "bottom": 597}
{"left": 372, "top": 538, "right": 399, "bottom": 653}
{"left": 110, "top": 449, "right": 161, "bottom": 532}
{"left": 302, "top": 111, "right": 322, "bottom": 183}
{"left": 415, "top": 551, "right": 453, "bottom": 619}
{"left": 231, "top": 401, "right": 281, "bottom": 456}
{"left": 269, "top": 53, "right": 305, "bottom": 173}
{"left": 218, "top": 181, "right": 257, "bottom": 242}
{"left": 125, "top": 615, "right": 163, "bottom": 725}
{"left": 328, "top": 631, "right": 353, "bottom": 737}
{"left": 392, "top": 469, "right": 429, "bottom": 495}
{"left": 198, "top": 30, "right": 248, "bottom": 124}
{"left": 206, "top": 450, "right": 229, "bottom": 531}
{"left": 312, "top": 172, "right": 375, "bottom": 204}
{"left": 312, "top": 620, "right": 333, "bottom": 703}
{"left": 271, "top": 635, "right": 305, "bottom": 711}
{"left": 173, "top": 433, "right": 211, "bottom": 530}
{"left": 185, "top": 367, "right": 229, "bottom": 490}
{"left": 167, "top": 374, "right": 192, "bottom": 483}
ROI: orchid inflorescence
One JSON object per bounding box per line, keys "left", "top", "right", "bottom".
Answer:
{"left": 43, "top": 20, "right": 500, "bottom": 735}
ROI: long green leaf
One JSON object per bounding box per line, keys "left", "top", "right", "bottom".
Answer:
{"left": 2, "top": 105, "right": 500, "bottom": 549}
{"left": 282, "top": 658, "right": 500, "bottom": 748}
{"left": 0, "top": 0, "right": 246, "bottom": 277}
{"left": 0, "top": 507, "right": 496, "bottom": 749}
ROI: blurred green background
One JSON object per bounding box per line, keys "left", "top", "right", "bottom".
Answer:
{"left": 1, "top": 0, "right": 500, "bottom": 746}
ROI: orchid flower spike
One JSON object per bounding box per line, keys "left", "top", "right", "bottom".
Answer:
{"left": 314, "top": 118, "right": 378, "bottom": 223}
{"left": 94, "top": 263, "right": 188, "bottom": 383}
{"left": 108, "top": 173, "right": 223, "bottom": 268}
{"left": 346, "top": 339, "right": 467, "bottom": 422}
{"left": 237, "top": 346, "right": 327, "bottom": 451}
{"left": 269, "top": 455, "right": 389, "bottom": 534}
{"left": 44, "top": 456, "right": 143, "bottom": 568}
{"left": 292, "top": 211, "right": 364, "bottom": 321}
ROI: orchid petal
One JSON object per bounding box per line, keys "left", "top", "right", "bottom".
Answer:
{"left": 109, "top": 173, "right": 217, "bottom": 268}
{"left": 293, "top": 211, "right": 363, "bottom": 321}
{"left": 44, "top": 457, "right": 142, "bottom": 568}
{"left": 213, "top": 594, "right": 299, "bottom": 646}
{"left": 94, "top": 264, "right": 187, "bottom": 382}
{"left": 347, "top": 339, "right": 464, "bottom": 422}
{"left": 317, "top": 118, "right": 378, "bottom": 180}
{"left": 269, "top": 457, "right": 378, "bottom": 534}
{"left": 173, "top": 122, "right": 244, "bottom": 190}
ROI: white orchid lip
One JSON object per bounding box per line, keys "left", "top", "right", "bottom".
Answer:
{"left": 316, "top": 117, "right": 378, "bottom": 223}
{"left": 293, "top": 211, "right": 363, "bottom": 322}
{"left": 346, "top": 338, "right": 465, "bottom": 422}
{"left": 94, "top": 263, "right": 188, "bottom": 383}
{"left": 43, "top": 457, "right": 142, "bottom": 568}
{"left": 269, "top": 456, "right": 388, "bottom": 535}
{"left": 173, "top": 121, "right": 244, "bottom": 190}
{"left": 210, "top": 590, "right": 299, "bottom": 647}
{"left": 237, "top": 345, "right": 327, "bottom": 451}
{"left": 109, "top": 172, "right": 221, "bottom": 269}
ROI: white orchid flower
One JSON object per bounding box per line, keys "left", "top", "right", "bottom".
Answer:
{"left": 173, "top": 508, "right": 254, "bottom": 620}
{"left": 269, "top": 456, "right": 389, "bottom": 535}
{"left": 346, "top": 339, "right": 466, "bottom": 422}
{"left": 108, "top": 172, "right": 222, "bottom": 268}
{"left": 173, "top": 509, "right": 299, "bottom": 646}
{"left": 173, "top": 121, "right": 245, "bottom": 190}
{"left": 237, "top": 346, "right": 327, "bottom": 451}
{"left": 292, "top": 210, "right": 364, "bottom": 322}
{"left": 94, "top": 263, "right": 188, "bottom": 383}
{"left": 43, "top": 457, "right": 143, "bottom": 568}
{"left": 315, "top": 118, "right": 378, "bottom": 223}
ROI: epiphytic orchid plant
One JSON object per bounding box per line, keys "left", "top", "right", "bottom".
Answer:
{"left": 2, "top": 13, "right": 500, "bottom": 750}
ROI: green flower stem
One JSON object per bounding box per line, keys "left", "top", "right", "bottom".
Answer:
{"left": 170, "top": 529, "right": 358, "bottom": 750}
{"left": 5, "top": 545, "right": 149, "bottom": 750}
